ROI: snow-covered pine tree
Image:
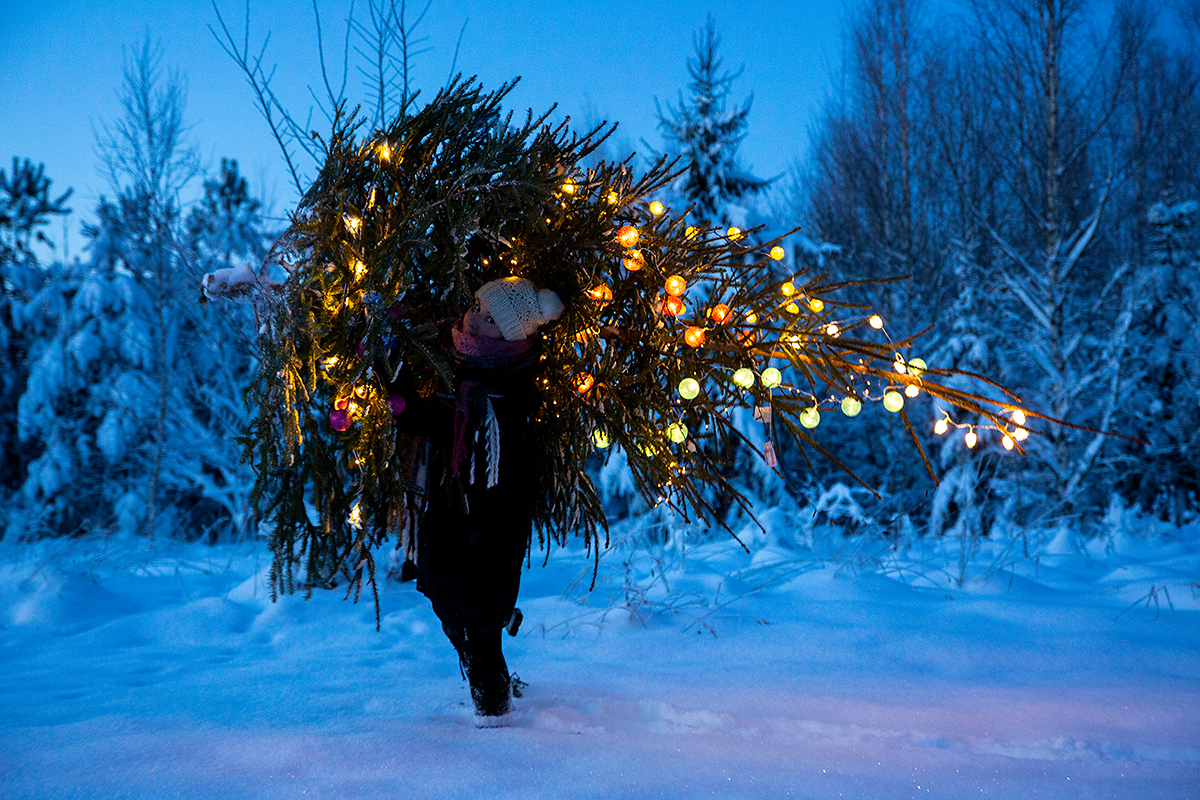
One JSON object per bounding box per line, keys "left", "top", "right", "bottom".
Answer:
{"left": 655, "top": 15, "right": 772, "bottom": 223}
{"left": 0, "top": 159, "right": 71, "bottom": 515}
{"left": 1112, "top": 196, "right": 1200, "bottom": 523}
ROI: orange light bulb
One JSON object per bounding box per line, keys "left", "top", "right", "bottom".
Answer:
{"left": 663, "top": 295, "right": 686, "bottom": 316}
{"left": 665, "top": 275, "right": 687, "bottom": 296}
{"left": 683, "top": 326, "right": 706, "bottom": 348}
{"left": 710, "top": 303, "right": 732, "bottom": 324}
{"left": 617, "top": 225, "right": 639, "bottom": 248}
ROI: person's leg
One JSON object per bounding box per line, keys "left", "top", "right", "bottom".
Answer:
{"left": 462, "top": 625, "right": 511, "bottom": 719}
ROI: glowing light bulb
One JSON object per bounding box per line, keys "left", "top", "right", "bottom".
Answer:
{"left": 769, "top": 245, "right": 786, "bottom": 261}
{"left": 894, "top": 358, "right": 908, "bottom": 375}
{"left": 343, "top": 214, "right": 362, "bottom": 236}
{"left": 562, "top": 180, "right": 577, "bottom": 195}
{"left": 745, "top": 311, "right": 758, "bottom": 324}
{"left": 350, "top": 258, "right": 367, "bottom": 280}
{"left": 781, "top": 281, "right": 797, "bottom": 297}
{"left": 799, "top": 407, "right": 821, "bottom": 429}
{"left": 883, "top": 391, "right": 904, "bottom": 413}
{"left": 349, "top": 502, "right": 363, "bottom": 529}
{"left": 727, "top": 226, "right": 742, "bottom": 239}
{"left": 869, "top": 314, "right": 884, "bottom": 329}
{"left": 617, "top": 224, "right": 639, "bottom": 248}
{"left": 665, "top": 275, "right": 687, "bottom": 296}
{"left": 685, "top": 225, "right": 698, "bottom": 239}
{"left": 1013, "top": 427, "right": 1029, "bottom": 441}
{"left": 905, "top": 384, "right": 919, "bottom": 398}
{"left": 935, "top": 417, "right": 949, "bottom": 435}
{"left": 710, "top": 303, "right": 732, "bottom": 324}
{"left": 907, "top": 358, "right": 927, "bottom": 377}
{"left": 761, "top": 367, "right": 783, "bottom": 389}
{"left": 841, "top": 396, "right": 862, "bottom": 417}
{"left": 622, "top": 249, "right": 644, "bottom": 271}
{"left": 607, "top": 191, "right": 619, "bottom": 204}
{"left": 733, "top": 368, "right": 755, "bottom": 389}
{"left": 785, "top": 302, "right": 800, "bottom": 314}
{"left": 1012, "top": 409, "right": 1026, "bottom": 425}
{"left": 683, "top": 326, "right": 706, "bottom": 348}
{"left": 678, "top": 377, "right": 700, "bottom": 400}
{"left": 649, "top": 201, "right": 665, "bottom": 215}
{"left": 376, "top": 142, "right": 392, "bottom": 161}
{"left": 826, "top": 323, "right": 840, "bottom": 337}
{"left": 666, "top": 421, "right": 689, "bottom": 443}
{"left": 593, "top": 429, "right": 611, "bottom": 448}
{"left": 322, "top": 356, "right": 339, "bottom": 371}
{"left": 965, "top": 430, "right": 978, "bottom": 449}
{"left": 1002, "top": 435, "right": 1014, "bottom": 451}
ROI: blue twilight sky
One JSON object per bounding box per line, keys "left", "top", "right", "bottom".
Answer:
{"left": 1, "top": 0, "right": 847, "bottom": 258}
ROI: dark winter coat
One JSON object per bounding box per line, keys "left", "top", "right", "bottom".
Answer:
{"left": 390, "top": 328, "right": 543, "bottom": 631}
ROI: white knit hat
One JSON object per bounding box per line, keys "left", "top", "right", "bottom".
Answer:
{"left": 475, "top": 277, "right": 564, "bottom": 341}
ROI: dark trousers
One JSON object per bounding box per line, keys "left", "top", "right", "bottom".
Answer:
{"left": 443, "top": 623, "right": 511, "bottom": 717}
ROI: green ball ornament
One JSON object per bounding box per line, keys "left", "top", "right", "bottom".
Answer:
{"left": 907, "top": 357, "right": 927, "bottom": 377}
{"left": 883, "top": 391, "right": 904, "bottom": 413}
{"left": 761, "top": 367, "right": 783, "bottom": 389}
{"left": 840, "top": 396, "right": 862, "bottom": 417}
{"left": 592, "top": 429, "right": 611, "bottom": 449}
{"left": 799, "top": 407, "right": 821, "bottom": 429}
{"left": 733, "top": 368, "right": 755, "bottom": 389}
{"left": 666, "top": 421, "right": 689, "bottom": 443}
{"left": 678, "top": 377, "right": 700, "bottom": 400}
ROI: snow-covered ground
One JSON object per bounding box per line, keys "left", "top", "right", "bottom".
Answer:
{"left": 2, "top": 523, "right": 1198, "bottom": 799}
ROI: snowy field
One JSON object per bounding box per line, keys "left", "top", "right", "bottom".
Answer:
{"left": 2, "top": 523, "right": 1198, "bottom": 800}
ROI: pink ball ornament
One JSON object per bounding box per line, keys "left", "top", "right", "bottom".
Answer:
{"left": 388, "top": 394, "right": 407, "bottom": 415}
{"left": 330, "top": 409, "right": 353, "bottom": 431}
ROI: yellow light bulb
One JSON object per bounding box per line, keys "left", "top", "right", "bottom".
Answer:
{"left": 781, "top": 281, "right": 796, "bottom": 297}
{"left": 965, "top": 430, "right": 978, "bottom": 449}
{"left": 826, "top": 323, "right": 840, "bottom": 337}
{"left": 685, "top": 225, "right": 698, "bottom": 239}
{"left": 562, "top": 181, "right": 577, "bottom": 195}
{"left": 935, "top": 417, "right": 949, "bottom": 435}
{"left": 343, "top": 214, "right": 362, "bottom": 236}
{"left": 617, "top": 224, "right": 640, "bottom": 248}
{"left": 894, "top": 358, "right": 908, "bottom": 375}
{"left": 808, "top": 298, "right": 825, "bottom": 313}
{"left": 785, "top": 302, "right": 800, "bottom": 315}
{"left": 905, "top": 384, "right": 919, "bottom": 398}
{"left": 649, "top": 201, "right": 665, "bottom": 215}
{"left": 769, "top": 245, "right": 786, "bottom": 261}
{"left": 376, "top": 142, "right": 392, "bottom": 161}
{"left": 593, "top": 429, "right": 611, "bottom": 449}
{"left": 727, "top": 226, "right": 742, "bottom": 239}
{"left": 745, "top": 311, "right": 758, "bottom": 324}
{"left": 1012, "top": 409, "right": 1026, "bottom": 425}
{"left": 666, "top": 421, "right": 689, "bottom": 443}
{"left": 607, "top": 191, "right": 619, "bottom": 204}
{"left": 907, "top": 358, "right": 927, "bottom": 377}
{"left": 350, "top": 258, "right": 366, "bottom": 280}
{"left": 349, "top": 502, "right": 363, "bottom": 529}
{"left": 622, "top": 249, "right": 645, "bottom": 271}
{"left": 1013, "top": 427, "right": 1029, "bottom": 441}
{"left": 1002, "top": 435, "right": 1014, "bottom": 450}
{"left": 678, "top": 377, "right": 700, "bottom": 399}
{"left": 869, "top": 314, "right": 884, "bottom": 329}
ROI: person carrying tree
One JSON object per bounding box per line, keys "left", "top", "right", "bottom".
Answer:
{"left": 388, "top": 276, "right": 563, "bottom": 726}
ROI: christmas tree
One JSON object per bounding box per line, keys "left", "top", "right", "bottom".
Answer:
{"left": 237, "top": 79, "right": 1040, "bottom": 615}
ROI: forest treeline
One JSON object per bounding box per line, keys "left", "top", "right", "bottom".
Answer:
{"left": 1, "top": 0, "right": 1196, "bottom": 544}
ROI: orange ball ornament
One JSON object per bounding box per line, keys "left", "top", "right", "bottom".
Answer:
{"left": 683, "top": 326, "right": 706, "bottom": 348}
{"left": 573, "top": 373, "right": 595, "bottom": 394}
{"left": 665, "top": 275, "right": 687, "bottom": 296}
{"left": 588, "top": 284, "right": 613, "bottom": 303}
{"left": 663, "top": 295, "right": 686, "bottom": 316}
{"left": 617, "top": 225, "right": 640, "bottom": 248}
{"left": 709, "top": 303, "right": 732, "bottom": 324}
